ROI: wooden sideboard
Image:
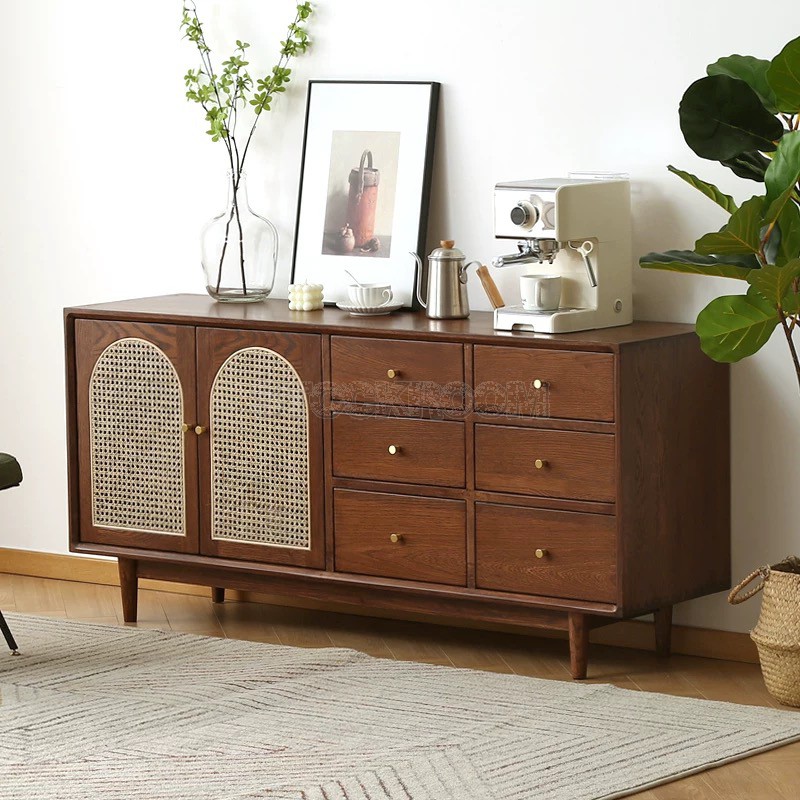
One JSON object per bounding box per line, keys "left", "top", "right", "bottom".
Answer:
{"left": 64, "top": 295, "right": 731, "bottom": 678}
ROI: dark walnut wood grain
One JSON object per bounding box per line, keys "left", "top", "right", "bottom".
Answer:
{"left": 65, "top": 296, "right": 731, "bottom": 679}
{"left": 330, "top": 336, "right": 465, "bottom": 410}
{"left": 473, "top": 345, "right": 615, "bottom": 421}
{"left": 616, "top": 335, "right": 731, "bottom": 615}
{"left": 475, "top": 503, "right": 617, "bottom": 602}
{"left": 475, "top": 425, "right": 615, "bottom": 502}
{"left": 74, "top": 319, "right": 200, "bottom": 554}
{"left": 66, "top": 295, "right": 696, "bottom": 351}
{"left": 569, "top": 612, "right": 590, "bottom": 679}
{"left": 334, "top": 489, "right": 467, "bottom": 586}
{"left": 118, "top": 558, "right": 138, "bottom": 623}
{"left": 332, "top": 413, "right": 466, "bottom": 488}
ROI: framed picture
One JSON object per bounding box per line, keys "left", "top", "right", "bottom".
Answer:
{"left": 291, "top": 81, "right": 440, "bottom": 308}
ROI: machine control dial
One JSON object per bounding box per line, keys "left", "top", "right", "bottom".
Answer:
{"left": 510, "top": 201, "right": 539, "bottom": 228}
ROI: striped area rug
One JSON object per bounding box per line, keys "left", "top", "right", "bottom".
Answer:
{"left": 1, "top": 613, "right": 800, "bottom": 800}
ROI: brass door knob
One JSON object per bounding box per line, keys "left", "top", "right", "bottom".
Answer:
{"left": 195, "top": 425, "right": 207, "bottom": 435}
{"left": 533, "top": 379, "right": 547, "bottom": 390}
{"left": 534, "top": 458, "right": 548, "bottom": 470}
{"left": 390, "top": 533, "right": 403, "bottom": 543}
{"left": 387, "top": 444, "right": 399, "bottom": 455}
{"left": 535, "top": 548, "right": 548, "bottom": 559}
{"left": 181, "top": 423, "right": 190, "bottom": 433}
{"left": 387, "top": 369, "right": 399, "bottom": 379}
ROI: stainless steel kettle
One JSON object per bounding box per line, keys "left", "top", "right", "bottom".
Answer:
{"left": 411, "top": 240, "right": 477, "bottom": 319}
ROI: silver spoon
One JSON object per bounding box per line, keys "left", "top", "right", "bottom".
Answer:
{"left": 345, "top": 269, "right": 366, "bottom": 287}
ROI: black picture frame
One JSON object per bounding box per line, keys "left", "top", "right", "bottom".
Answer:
{"left": 290, "top": 80, "right": 440, "bottom": 309}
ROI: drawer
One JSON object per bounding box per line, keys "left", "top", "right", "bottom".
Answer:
{"left": 331, "top": 336, "right": 465, "bottom": 410}
{"left": 473, "top": 346, "right": 614, "bottom": 421}
{"left": 333, "top": 414, "right": 465, "bottom": 488}
{"left": 475, "top": 425, "right": 615, "bottom": 502}
{"left": 475, "top": 503, "right": 616, "bottom": 602}
{"left": 334, "top": 489, "right": 467, "bottom": 585}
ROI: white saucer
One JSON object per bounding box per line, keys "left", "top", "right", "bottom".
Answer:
{"left": 336, "top": 301, "right": 404, "bottom": 316}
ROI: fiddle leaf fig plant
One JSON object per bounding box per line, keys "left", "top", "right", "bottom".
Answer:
{"left": 641, "top": 35, "right": 800, "bottom": 391}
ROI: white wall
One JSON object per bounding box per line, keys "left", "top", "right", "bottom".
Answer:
{"left": 0, "top": 0, "right": 795, "bottom": 633}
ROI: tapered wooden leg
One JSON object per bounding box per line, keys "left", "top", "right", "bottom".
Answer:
{"left": 568, "top": 612, "right": 590, "bottom": 680}
{"left": 211, "top": 587, "right": 225, "bottom": 604}
{"left": 654, "top": 605, "right": 673, "bottom": 657}
{"left": 118, "top": 558, "right": 138, "bottom": 623}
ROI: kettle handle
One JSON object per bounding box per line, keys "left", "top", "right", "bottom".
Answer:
{"left": 460, "top": 260, "right": 480, "bottom": 284}
{"left": 355, "top": 150, "right": 374, "bottom": 200}
{"left": 410, "top": 252, "right": 426, "bottom": 308}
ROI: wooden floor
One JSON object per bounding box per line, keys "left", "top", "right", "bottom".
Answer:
{"left": 1, "top": 573, "right": 798, "bottom": 798}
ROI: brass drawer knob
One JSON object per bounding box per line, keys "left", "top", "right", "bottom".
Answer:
{"left": 535, "top": 548, "right": 548, "bottom": 559}
{"left": 387, "top": 368, "right": 400, "bottom": 379}
{"left": 534, "top": 458, "right": 548, "bottom": 470}
{"left": 390, "top": 533, "right": 403, "bottom": 543}
{"left": 387, "top": 444, "right": 399, "bottom": 455}
{"left": 533, "top": 379, "right": 548, "bottom": 390}
{"left": 181, "top": 423, "right": 191, "bottom": 433}
{"left": 195, "top": 425, "right": 208, "bottom": 435}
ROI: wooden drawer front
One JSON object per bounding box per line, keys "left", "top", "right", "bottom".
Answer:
{"left": 331, "top": 337, "right": 465, "bottom": 410}
{"left": 473, "top": 346, "right": 614, "bottom": 421}
{"left": 333, "top": 414, "right": 465, "bottom": 488}
{"left": 475, "top": 425, "right": 615, "bottom": 502}
{"left": 476, "top": 503, "right": 617, "bottom": 602}
{"left": 334, "top": 489, "right": 467, "bottom": 585}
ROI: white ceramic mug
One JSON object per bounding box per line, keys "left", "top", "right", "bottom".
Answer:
{"left": 520, "top": 274, "right": 562, "bottom": 312}
{"left": 348, "top": 283, "right": 393, "bottom": 307}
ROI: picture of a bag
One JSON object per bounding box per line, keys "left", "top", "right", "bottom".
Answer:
{"left": 347, "top": 150, "right": 379, "bottom": 248}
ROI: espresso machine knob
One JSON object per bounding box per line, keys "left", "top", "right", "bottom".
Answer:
{"left": 510, "top": 201, "right": 539, "bottom": 228}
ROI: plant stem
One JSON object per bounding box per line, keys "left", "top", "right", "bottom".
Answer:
{"left": 185, "top": 4, "right": 243, "bottom": 293}
{"left": 779, "top": 308, "right": 800, "bottom": 395}
{"left": 237, "top": 8, "right": 302, "bottom": 175}
{"left": 215, "top": 199, "right": 237, "bottom": 293}
{"left": 234, "top": 193, "right": 247, "bottom": 294}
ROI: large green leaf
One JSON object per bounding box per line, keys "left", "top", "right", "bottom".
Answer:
{"left": 695, "top": 196, "right": 764, "bottom": 255}
{"left": 777, "top": 200, "right": 800, "bottom": 265}
{"left": 746, "top": 259, "right": 800, "bottom": 307}
{"left": 696, "top": 293, "right": 779, "bottom": 362}
{"left": 639, "top": 250, "right": 753, "bottom": 279}
{"left": 679, "top": 75, "right": 784, "bottom": 160}
{"left": 767, "top": 36, "right": 800, "bottom": 113}
{"left": 667, "top": 165, "right": 738, "bottom": 212}
{"left": 721, "top": 150, "right": 771, "bottom": 182}
{"left": 764, "top": 130, "right": 800, "bottom": 212}
{"left": 708, "top": 54, "right": 777, "bottom": 113}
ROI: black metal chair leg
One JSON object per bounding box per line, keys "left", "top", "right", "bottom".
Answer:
{"left": 0, "top": 610, "right": 19, "bottom": 655}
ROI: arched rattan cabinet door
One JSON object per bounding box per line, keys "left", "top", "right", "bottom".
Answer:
{"left": 197, "top": 328, "right": 325, "bottom": 568}
{"left": 75, "top": 320, "right": 200, "bottom": 553}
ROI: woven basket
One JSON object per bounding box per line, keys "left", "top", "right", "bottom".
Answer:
{"left": 729, "top": 556, "right": 800, "bottom": 707}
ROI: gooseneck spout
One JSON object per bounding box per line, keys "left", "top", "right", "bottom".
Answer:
{"left": 410, "top": 252, "right": 426, "bottom": 308}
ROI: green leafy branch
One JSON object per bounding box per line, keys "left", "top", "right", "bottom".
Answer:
{"left": 640, "top": 36, "right": 800, "bottom": 393}
{"left": 180, "top": 2, "right": 314, "bottom": 294}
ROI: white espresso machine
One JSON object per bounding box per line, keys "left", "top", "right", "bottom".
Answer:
{"left": 491, "top": 177, "right": 632, "bottom": 333}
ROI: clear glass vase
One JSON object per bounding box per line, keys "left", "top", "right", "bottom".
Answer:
{"left": 201, "top": 172, "right": 278, "bottom": 302}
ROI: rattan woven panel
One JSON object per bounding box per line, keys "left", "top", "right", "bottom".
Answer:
{"left": 89, "top": 338, "right": 186, "bottom": 535}
{"left": 210, "top": 347, "right": 311, "bottom": 549}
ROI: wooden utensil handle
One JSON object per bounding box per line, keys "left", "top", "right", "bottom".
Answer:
{"left": 476, "top": 265, "right": 505, "bottom": 309}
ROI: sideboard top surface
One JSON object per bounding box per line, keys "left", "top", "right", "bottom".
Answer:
{"left": 65, "top": 294, "right": 696, "bottom": 351}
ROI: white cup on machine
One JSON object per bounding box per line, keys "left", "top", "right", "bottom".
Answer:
{"left": 519, "top": 274, "right": 562, "bottom": 312}
{"left": 348, "top": 283, "right": 393, "bottom": 307}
